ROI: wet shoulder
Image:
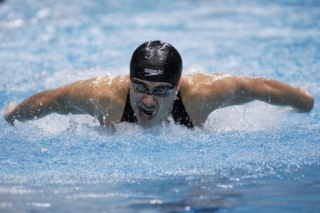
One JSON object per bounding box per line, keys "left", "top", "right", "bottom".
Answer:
{"left": 179, "top": 73, "right": 233, "bottom": 126}
{"left": 88, "top": 75, "right": 129, "bottom": 89}
{"left": 180, "top": 73, "right": 222, "bottom": 94}
{"left": 82, "top": 74, "right": 130, "bottom": 105}
{"left": 86, "top": 75, "right": 130, "bottom": 126}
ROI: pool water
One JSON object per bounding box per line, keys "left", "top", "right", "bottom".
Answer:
{"left": 1, "top": 0, "right": 320, "bottom": 212}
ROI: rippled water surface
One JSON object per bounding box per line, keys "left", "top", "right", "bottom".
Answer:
{"left": 1, "top": 0, "right": 320, "bottom": 212}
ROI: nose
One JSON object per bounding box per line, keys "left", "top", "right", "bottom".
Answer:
{"left": 142, "top": 94, "right": 156, "bottom": 107}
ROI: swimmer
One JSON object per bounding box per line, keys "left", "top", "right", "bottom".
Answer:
{"left": 4, "top": 40, "right": 314, "bottom": 129}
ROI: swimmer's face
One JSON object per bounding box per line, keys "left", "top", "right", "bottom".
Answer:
{"left": 129, "top": 78, "right": 177, "bottom": 128}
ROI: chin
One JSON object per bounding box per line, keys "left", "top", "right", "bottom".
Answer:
{"left": 137, "top": 117, "right": 158, "bottom": 128}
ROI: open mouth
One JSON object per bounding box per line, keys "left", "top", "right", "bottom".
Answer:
{"left": 139, "top": 106, "right": 155, "bottom": 119}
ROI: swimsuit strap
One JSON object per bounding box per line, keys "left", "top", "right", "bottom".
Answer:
{"left": 172, "top": 91, "right": 194, "bottom": 129}
{"left": 120, "top": 90, "right": 194, "bottom": 129}
{"left": 120, "top": 90, "right": 137, "bottom": 123}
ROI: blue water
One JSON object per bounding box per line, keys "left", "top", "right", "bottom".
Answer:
{"left": 1, "top": 0, "right": 320, "bottom": 212}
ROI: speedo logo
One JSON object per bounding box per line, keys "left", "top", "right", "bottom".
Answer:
{"left": 144, "top": 68, "right": 163, "bottom": 76}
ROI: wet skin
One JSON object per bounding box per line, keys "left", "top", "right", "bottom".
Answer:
{"left": 4, "top": 74, "right": 314, "bottom": 129}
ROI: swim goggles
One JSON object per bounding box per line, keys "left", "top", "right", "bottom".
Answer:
{"left": 131, "top": 82, "right": 174, "bottom": 97}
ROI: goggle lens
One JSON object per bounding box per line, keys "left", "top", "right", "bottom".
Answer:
{"left": 132, "top": 83, "right": 173, "bottom": 96}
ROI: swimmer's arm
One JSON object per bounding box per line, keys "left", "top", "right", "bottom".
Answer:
{"left": 5, "top": 76, "right": 129, "bottom": 126}
{"left": 4, "top": 77, "right": 111, "bottom": 126}
{"left": 4, "top": 83, "right": 86, "bottom": 125}
{"left": 219, "top": 76, "right": 314, "bottom": 112}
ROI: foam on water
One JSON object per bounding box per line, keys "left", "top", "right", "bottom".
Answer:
{"left": 1, "top": 100, "right": 318, "bottom": 184}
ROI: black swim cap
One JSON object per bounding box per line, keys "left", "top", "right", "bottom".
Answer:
{"left": 130, "top": 40, "right": 182, "bottom": 86}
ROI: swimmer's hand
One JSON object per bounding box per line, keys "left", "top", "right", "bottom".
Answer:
{"left": 4, "top": 102, "right": 18, "bottom": 126}
{"left": 294, "top": 87, "right": 314, "bottom": 113}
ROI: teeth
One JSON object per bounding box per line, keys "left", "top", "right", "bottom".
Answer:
{"left": 144, "top": 109, "right": 154, "bottom": 116}
{"left": 139, "top": 106, "right": 155, "bottom": 117}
